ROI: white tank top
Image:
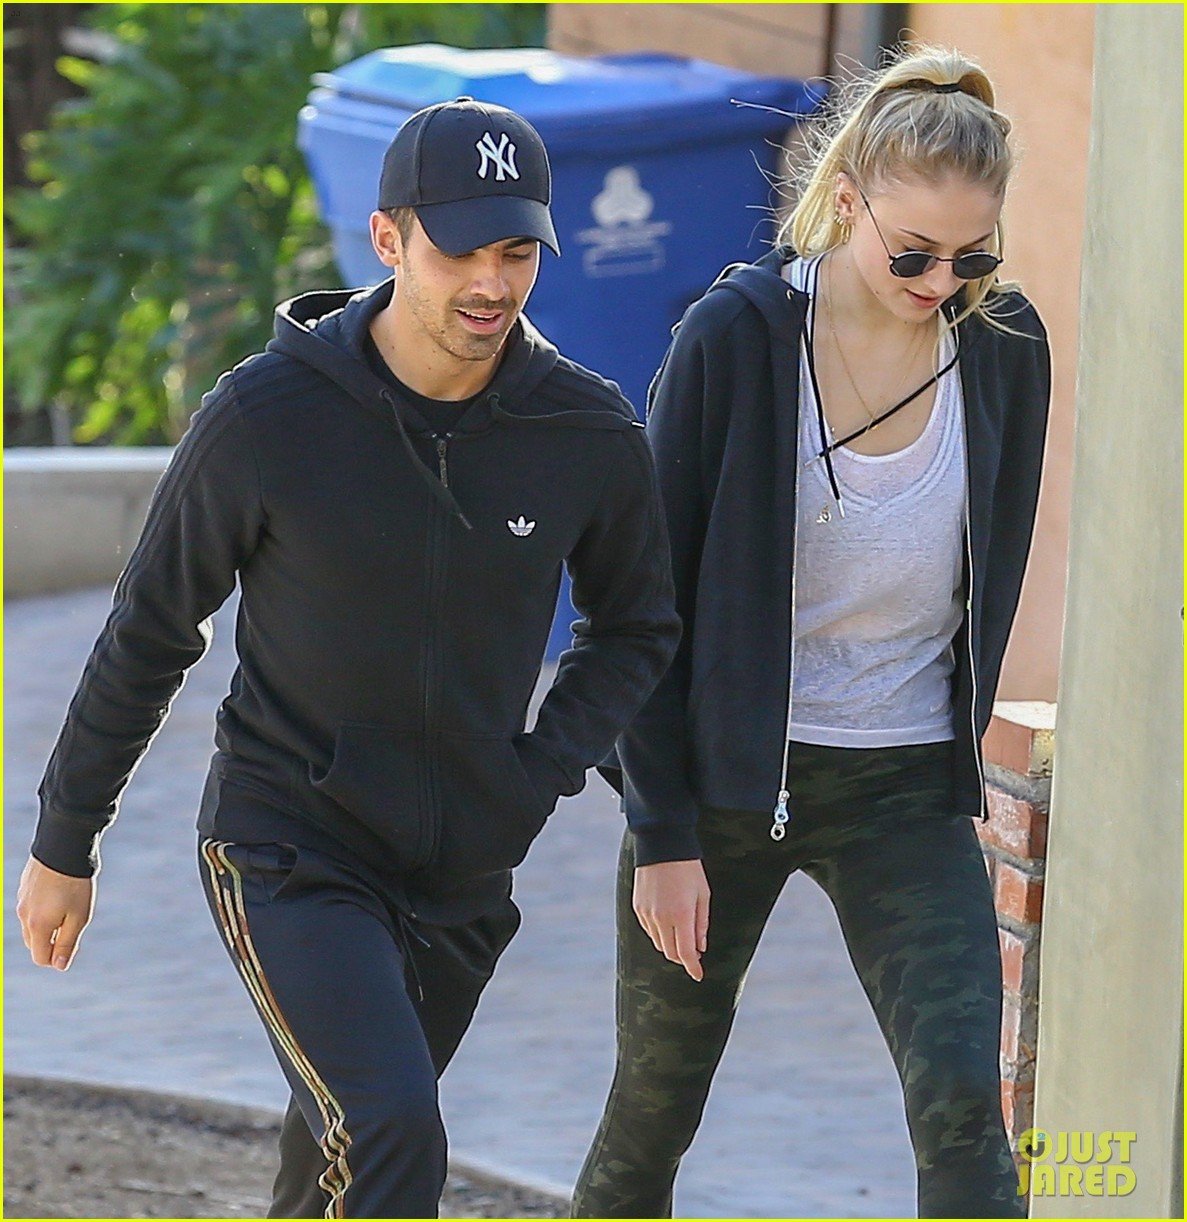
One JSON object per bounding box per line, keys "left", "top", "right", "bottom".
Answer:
{"left": 785, "top": 255, "right": 965, "bottom": 747}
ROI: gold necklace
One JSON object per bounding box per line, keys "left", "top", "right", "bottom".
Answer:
{"left": 824, "top": 254, "right": 929, "bottom": 430}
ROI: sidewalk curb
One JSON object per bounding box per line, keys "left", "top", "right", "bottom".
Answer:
{"left": 3, "top": 1074, "right": 572, "bottom": 1211}
{"left": 446, "top": 1148, "right": 574, "bottom": 1208}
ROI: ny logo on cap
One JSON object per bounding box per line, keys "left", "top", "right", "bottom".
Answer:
{"left": 476, "top": 131, "right": 519, "bottom": 182}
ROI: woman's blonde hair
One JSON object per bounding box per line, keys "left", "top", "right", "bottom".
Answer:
{"left": 780, "top": 45, "right": 1019, "bottom": 332}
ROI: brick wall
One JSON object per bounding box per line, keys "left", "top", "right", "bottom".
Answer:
{"left": 547, "top": 4, "right": 872, "bottom": 82}
{"left": 979, "top": 701, "right": 1055, "bottom": 1146}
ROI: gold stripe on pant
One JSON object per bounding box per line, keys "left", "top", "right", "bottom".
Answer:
{"left": 200, "top": 839, "right": 353, "bottom": 1219}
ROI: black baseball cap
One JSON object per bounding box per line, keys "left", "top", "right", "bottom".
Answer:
{"left": 378, "top": 97, "right": 559, "bottom": 256}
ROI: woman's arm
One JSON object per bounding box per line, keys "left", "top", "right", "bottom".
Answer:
{"left": 616, "top": 298, "right": 735, "bottom": 979}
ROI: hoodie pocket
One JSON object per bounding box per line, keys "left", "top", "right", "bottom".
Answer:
{"left": 231, "top": 842, "right": 301, "bottom": 904}
{"left": 433, "top": 734, "right": 552, "bottom": 884}
{"left": 308, "top": 724, "right": 432, "bottom": 872}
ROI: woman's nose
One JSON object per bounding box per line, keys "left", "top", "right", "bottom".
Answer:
{"left": 919, "top": 263, "right": 960, "bottom": 299}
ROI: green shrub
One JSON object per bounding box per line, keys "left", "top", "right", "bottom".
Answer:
{"left": 5, "top": 3, "right": 544, "bottom": 444}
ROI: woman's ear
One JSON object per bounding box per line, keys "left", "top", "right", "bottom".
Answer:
{"left": 834, "top": 172, "right": 859, "bottom": 227}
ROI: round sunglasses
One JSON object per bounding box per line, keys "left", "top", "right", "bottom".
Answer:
{"left": 857, "top": 187, "right": 1002, "bottom": 281}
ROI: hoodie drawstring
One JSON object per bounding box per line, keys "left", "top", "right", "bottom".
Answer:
{"left": 395, "top": 909, "right": 429, "bottom": 1003}
{"left": 488, "top": 392, "right": 638, "bottom": 432}
{"left": 380, "top": 390, "right": 473, "bottom": 530}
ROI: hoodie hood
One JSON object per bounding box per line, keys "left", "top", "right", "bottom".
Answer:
{"left": 268, "top": 279, "right": 571, "bottom": 528}
{"left": 267, "top": 277, "right": 561, "bottom": 430}
{"left": 264, "top": 278, "right": 632, "bottom": 528}
{"left": 705, "top": 246, "right": 805, "bottom": 345}
{"left": 707, "top": 244, "right": 974, "bottom": 342}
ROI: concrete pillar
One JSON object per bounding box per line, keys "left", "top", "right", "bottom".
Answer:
{"left": 1030, "top": 6, "right": 1183, "bottom": 1217}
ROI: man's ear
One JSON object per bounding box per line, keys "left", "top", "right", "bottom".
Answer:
{"left": 370, "top": 211, "right": 403, "bottom": 271}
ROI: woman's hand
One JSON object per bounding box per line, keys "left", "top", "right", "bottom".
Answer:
{"left": 632, "top": 859, "right": 710, "bottom": 981}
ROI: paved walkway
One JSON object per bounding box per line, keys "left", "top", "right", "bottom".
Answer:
{"left": 5, "top": 587, "right": 916, "bottom": 1217}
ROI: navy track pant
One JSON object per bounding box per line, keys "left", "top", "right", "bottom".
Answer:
{"left": 198, "top": 837, "right": 520, "bottom": 1219}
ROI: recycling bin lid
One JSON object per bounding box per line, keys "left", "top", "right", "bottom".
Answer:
{"left": 309, "top": 44, "right": 824, "bottom": 145}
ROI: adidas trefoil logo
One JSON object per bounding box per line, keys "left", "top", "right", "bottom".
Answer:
{"left": 507, "top": 515, "right": 536, "bottom": 537}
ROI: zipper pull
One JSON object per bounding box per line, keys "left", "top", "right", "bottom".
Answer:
{"left": 435, "top": 435, "right": 450, "bottom": 487}
{"left": 770, "top": 790, "right": 790, "bottom": 841}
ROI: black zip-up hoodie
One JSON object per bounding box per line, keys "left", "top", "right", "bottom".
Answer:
{"left": 34, "top": 279, "right": 680, "bottom": 910}
{"left": 607, "top": 247, "right": 1050, "bottom": 865}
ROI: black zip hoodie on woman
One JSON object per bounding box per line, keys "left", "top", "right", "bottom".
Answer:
{"left": 33, "top": 279, "right": 680, "bottom": 912}
{"left": 607, "top": 247, "right": 1050, "bottom": 865}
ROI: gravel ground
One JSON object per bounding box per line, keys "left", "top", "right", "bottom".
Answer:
{"left": 3, "top": 1076, "right": 567, "bottom": 1219}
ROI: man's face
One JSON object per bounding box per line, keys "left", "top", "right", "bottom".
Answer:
{"left": 377, "top": 213, "right": 541, "bottom": 364}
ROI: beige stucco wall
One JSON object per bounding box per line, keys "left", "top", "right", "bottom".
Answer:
{"left": 903, "top": 5, "right": 1094, "bottom": 701}
{"left": 1029, "top": 6, "right": 1183, "bottom": 1217}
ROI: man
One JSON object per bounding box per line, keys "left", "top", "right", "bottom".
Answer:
{"left": 17, "top": 98, "right": 679, "bottom": 1218}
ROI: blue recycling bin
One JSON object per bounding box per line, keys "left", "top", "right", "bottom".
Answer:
{"left": 298, "top": 44, "right": 822, "bottom": 656}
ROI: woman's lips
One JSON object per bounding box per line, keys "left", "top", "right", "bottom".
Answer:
{"left": 906, "top": 289, "right": 943, "bottom": 309}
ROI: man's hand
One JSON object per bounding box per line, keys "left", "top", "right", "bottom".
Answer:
{"left": 16, "top": 857, "right": 95, "bottom": 971}
{"left": 632, "top": 859, "right": 710, "bottom": 981}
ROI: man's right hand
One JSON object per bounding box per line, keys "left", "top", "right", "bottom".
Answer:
{"left": 632, "top": 858, "right": 711, "bottom": 982}
{"left": 16, "top": 856, "right": 95, "bottom": 971}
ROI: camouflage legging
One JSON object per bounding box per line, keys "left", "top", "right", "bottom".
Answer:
{"left": 572, "top": 741, "right": 1025, "bottom": 1219}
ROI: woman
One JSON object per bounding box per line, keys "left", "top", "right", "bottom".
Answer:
{"left": 573, "top": 46, "right": 1049, "bottom": 1219}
